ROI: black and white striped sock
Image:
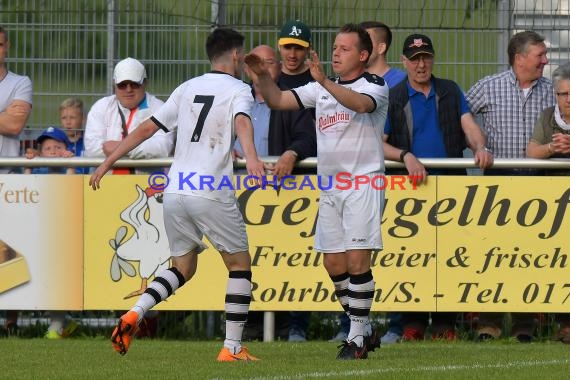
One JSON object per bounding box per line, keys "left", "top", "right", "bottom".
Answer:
{"left": 132, "top": 267, "right": 186, "bottom": 322}
{"left": 330, "top": 272, "right": 350, "bottom": 316}
{"left": 347, "top": 270, "right": 374, "bottom": 347}
{"left": 223, "top": 270, "right": 252, "bottom": 353}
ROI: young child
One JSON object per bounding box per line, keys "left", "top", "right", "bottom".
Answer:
{"left": 24, "top": 126, "right": 78, "bottom": 337}
{"left": 59, "top": 98, "right": 84, "bottom": 154}
{"left": 27, "top": 98, "right": 87, "bottom": 172}
{"left": 59, "top": 97, "right": 88, "bottom": 174}
{"left": 24, "top": 126, "right": 75, "bottom": 174}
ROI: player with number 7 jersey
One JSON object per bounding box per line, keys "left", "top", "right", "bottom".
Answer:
{"left": 89, "top": 28, "right": 265, "bottom": 361}
{"left": 150, "top": 72, "right": 255, "bottom": 202}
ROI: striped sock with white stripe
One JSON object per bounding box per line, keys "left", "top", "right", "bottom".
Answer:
{"left": 131, "top": 267, "right": 186, "bottom": 322}
{"left": 223, "top": 270, "right": 252, "bottom": 354}
{"left": 330, "top": 272, "right": 350, "bottom": 315}
{"left": 347, "top": 270, "right": 375, "bottom": 347}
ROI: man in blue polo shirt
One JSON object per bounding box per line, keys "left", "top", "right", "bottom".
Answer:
{"left": 383, "top": 33, "right": 493, "bottom": 341}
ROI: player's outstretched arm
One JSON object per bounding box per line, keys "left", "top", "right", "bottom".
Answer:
{"left": 89, "top": 119, "right": 160, "bottom": 190}
{"left": 245, "top": 53, "right": 299, "bottom": 111}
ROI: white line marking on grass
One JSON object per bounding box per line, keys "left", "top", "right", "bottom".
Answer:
{"left": 249, "top": 358, "right": 570, "bottom": 380}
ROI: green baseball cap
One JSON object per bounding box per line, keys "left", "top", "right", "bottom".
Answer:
{"left": 278, "top": 20, "right": 311, "bottom": 48}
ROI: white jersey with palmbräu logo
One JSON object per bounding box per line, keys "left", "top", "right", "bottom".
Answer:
{"left": 151, "top": 71, "right": 254, "bottom": 203}
{"left": 292, "top": 72, "right": 388, "bottom": 182}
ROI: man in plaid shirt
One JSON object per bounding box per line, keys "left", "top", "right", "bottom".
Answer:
{"left": 467, "top": 30, "right": 555, "bottom": 170}
{"left": 466, "top": 30, "right": 555, "bottom": 342}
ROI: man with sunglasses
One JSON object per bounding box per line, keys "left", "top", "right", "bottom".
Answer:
{"left": 84, "top": 57, "right": 175, "bottom": 174}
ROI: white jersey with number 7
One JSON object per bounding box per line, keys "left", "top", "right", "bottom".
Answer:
{"left": 151, "top": 71, "right": 254, "bottom": 202}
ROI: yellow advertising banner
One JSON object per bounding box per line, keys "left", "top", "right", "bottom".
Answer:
{"left": 0, "top": 175, "right": 83, "bottom": 310}
{"left": 435, "top": 177, "right": 570, "bottom": 312}
{"left": 83, "top": 175, "right": 570, "bottom": 312}
{"left": 2, "top": 174, "right": 568, "bottom": 312}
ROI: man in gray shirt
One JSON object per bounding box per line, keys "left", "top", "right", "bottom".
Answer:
{"left": 0, "top": 25, "right": 33, "bottom": 174}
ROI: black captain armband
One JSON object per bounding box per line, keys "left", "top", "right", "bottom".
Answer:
{"left": 400, "top": 150, "right": 410, "bottom": 162}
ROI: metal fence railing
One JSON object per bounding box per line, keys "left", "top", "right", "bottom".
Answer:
{"left": 2, "top": 157, "right": 570, "bottom": 171}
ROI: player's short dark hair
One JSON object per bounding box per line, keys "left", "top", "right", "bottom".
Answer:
{"left": 338, "top": 23, "right": 373, "bottom": 60}
{"left": 359, "top": 21, "right": 393, "bottom": 54}
{"left": 206, "top": 28, "right": 245, "bottom": 62}
{"left": 507, "top": 30, "right": 545, "bottom": 66}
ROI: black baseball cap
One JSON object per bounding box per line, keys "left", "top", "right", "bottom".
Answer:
{"left": 403, "top": 34, "right": 435, "bottom": 59}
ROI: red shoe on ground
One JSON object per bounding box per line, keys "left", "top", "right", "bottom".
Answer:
{"left": 402, "top": 327, "right": 424, "bottom": 341}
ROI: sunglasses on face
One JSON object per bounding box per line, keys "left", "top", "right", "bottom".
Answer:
{"left": 116, "top": 81, "right": 142, "bottom": 90}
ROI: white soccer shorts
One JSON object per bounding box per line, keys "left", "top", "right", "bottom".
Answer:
{"left": 314, "top": 174, "right": 384, "bottom": 253}
{"left": 163, "top": 193, "right": 249, "bottom": 256}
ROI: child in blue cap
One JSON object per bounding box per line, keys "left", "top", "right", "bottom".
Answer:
{"left": 24, "top": 126, "right": 75, "bottom": 174}
{"left": 23, "top": 126, "right": 79, "bottom": 337}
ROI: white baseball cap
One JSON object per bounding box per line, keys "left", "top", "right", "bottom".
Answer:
{"left": 113, "top": 57, "right": 147, "bottom": 84}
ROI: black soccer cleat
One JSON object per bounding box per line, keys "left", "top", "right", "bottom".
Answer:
{"left": 336, "top": 340, "right": 368, "bottom": 360}
{"left": 364, "top": 327, "right": 381, "bottom": 352}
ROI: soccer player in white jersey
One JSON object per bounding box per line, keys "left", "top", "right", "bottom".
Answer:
{"left": 89, "top": 28, "right": 265, "bottom": 362}
{"left": 246, "top": 23, "right": 388, "bottom": 360}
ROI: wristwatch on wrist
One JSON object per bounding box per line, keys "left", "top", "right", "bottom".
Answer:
{"left": 399, "top": 150, "right": 410, "bottom": 162}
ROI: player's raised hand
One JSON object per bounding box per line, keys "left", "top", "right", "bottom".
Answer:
{"left": 308, "top": 50, "right": 327, "bottom": 84}
{"left": 244, "top": 53, "right": 268, "bottom": 78}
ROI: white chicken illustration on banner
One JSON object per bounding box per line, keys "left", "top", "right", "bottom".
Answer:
{"left": 109, "top": 185, "right": 170, "bottom": 299}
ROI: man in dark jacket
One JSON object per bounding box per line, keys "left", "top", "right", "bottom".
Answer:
{"left": 384, "top": 33, "right": 493, "bottom": 341}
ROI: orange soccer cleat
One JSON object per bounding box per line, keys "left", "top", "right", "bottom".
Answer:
{"left": 217, "top": 346, "right": 260, "bottom": 362}
{"left": 111, "top": 310, "right": 140, "bottom": 355}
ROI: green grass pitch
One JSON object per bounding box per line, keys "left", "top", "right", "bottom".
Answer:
{"left": 1, "top": 338, "right": 569, "bottom": 379}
